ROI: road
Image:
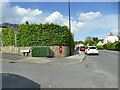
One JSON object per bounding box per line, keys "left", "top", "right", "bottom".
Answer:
{"left": 84, "top": 50, "right": 118, "bottom": 88}
{"left": 1, "top": 50, "right": 118, "bottom": 88}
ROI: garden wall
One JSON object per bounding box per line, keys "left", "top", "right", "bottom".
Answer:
{"left": 0, "top": 46, "right": 70, "bottom": 57}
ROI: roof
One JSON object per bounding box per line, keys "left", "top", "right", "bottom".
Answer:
{"left": 108, "top": 32, "right": 114, "bottom": 36}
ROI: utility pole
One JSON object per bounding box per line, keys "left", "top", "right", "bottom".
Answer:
{"left": 14, "top": 33, "right": 17, "bottom": 54}
{"left": 68, "top": 0, "right": 72, "bottom": 55}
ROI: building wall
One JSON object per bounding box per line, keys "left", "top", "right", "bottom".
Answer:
{"left": 103, "top": 36, "right": 119, "bottom": 44}
{"left": 97, "top": 41, "right": 104, "bottom": 46}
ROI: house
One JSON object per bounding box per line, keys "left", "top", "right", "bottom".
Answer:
{"left": 75, "top": 43, "right": 84, "bottom": 50}
{"left": 97, "top": 41, "right": 104, "bottom": 46}
{"left": 103, "top": 32, "right": 119, "bottom": 44}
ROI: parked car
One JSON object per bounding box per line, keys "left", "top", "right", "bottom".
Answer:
{"left": 85, "top": 46, "right": 99, "bottom": 55}
{"left": 80, "top": 46, "right": 86, "bottom": 51}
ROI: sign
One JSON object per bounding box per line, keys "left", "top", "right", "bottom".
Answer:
{"left": 21, "top": 49, "right": 30, "bottom": 53}
{"left": 14, "top": 28, "right": 18, "bottom": 34}
{"left": 59, "top": 46, "right": 62, "bottom": 54}
{"left": 14, "top": 25, "right": 18, "bottom": 34}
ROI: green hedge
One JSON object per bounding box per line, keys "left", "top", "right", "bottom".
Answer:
{"left": 96, "top": 45, "right": 104, "bottom": 50}
{"left": 2, "top": 23, "right": 75, "bottom": 47}
{"left": 96, "top": 41, "right": 120, "bottom": 51}
{"left": 113, "top": 41, "right": 120, "bottom": 51}
{"left": 103, "top": 41, "right": 120, "bottom": 51}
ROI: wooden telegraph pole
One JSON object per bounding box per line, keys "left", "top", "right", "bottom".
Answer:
{"left": 68, "top": 0, "right": 72, "bottom": 55}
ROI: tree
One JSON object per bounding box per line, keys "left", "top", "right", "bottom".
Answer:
{"left": 84, "top": 36, "right": 93, "bottom": 45}
{"left": 84, "top": 36, "right": 99, "bottom": 46}
{"left": 93, "top": 37, "right": 98, "bottom": 42}
{"left": 93, "top": 37, "right": 99, "bottom": 44}
{"left": 85, "top": 36, "right": 92, "bottom": 41}
{"left": 74, "top": 40, "right": 84, "bottom": 45}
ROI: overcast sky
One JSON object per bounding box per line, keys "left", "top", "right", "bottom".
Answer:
{"left": 1, "top": 1, "right": 119, "bottom": 41}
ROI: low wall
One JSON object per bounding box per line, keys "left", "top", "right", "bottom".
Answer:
{"left": 0, "top": 46, "right": 70, "bottom": 57}
{"left": 50, "top": 46, "right": 70, "bottom": 57}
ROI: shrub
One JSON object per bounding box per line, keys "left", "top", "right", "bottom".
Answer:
{"left": 114, "top": 41, "right": 120, "bottom": 51}
{"left": 110, "top": 44, "right": 116, "bottom": 50}
{"left": 103, "top": 43, "right": 112, "bottom": 50}
{"left": 103, "top": 41, "right": 120, "bottom": 51}
{"left": 2, "top": 23, "right": 75, "bottom": 47}
{"left": 96, "top": 45, "right": 104, "bottom": 50}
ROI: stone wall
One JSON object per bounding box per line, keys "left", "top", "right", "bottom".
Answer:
{"left": 50, "top": 46, "right": 70, "bottom": 57}
{"left": 0, "top": 46, "right": 71, "bottom": 57}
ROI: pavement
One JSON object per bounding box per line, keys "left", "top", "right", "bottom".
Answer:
{"left": 1, "top": 51, "right": 86, "bottom": 65}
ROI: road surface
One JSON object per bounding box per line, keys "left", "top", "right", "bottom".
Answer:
{"left": 2, "top": 50, "right": 118, "bottom": 88}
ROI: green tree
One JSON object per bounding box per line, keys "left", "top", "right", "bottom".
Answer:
{"left": 93, "top": 37, "right": 99, "bottom": 43}
{"left": 84, "top": 36, "right": 93, "bottom": 45}
{"left": 84, "top": 36, "right": 99, "bottom": 46}
{"left": 74, "top": 40, "right": 84, "bottom": 45}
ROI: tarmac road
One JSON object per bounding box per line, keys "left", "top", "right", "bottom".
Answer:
{"left": 1, "top": 50, "right": 118, "bottom": 88}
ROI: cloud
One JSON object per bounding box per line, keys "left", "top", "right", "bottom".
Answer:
{"left": 2, "top": 3, "right": 43, "bottom": 24}
{"left": 1, "top": 3, "right": 118, "bottom": 41}
{"left": 79, "top": 11, "right": 102, "bottom": 21}
{"left": 44, "top": 11, "right": 65, "bottom": 25}
{"left": 71, "top": 21, "right": 85, "bottom": 33}
{"left": 0, "top": 2, "right": 10, "bottom": 23}
{"left": 15, "top": 6, "right": 43, "bottom": 23}
{"left": 15, "top": 6, "right": 42, "bottom": 17}
{"left": 44, "top": 11, "right": 86, "bottom": 33}
{"left": 0, "top": 0, "right": 10, "bottom": 2}
{"left": 38, "top": 11, "right": 118, "bottom": 35}
{"left": 111, "top": 28, "right": 118, "bottom": 34}
{"left": 86, "top": 14, "right": 118, "bottom": 30}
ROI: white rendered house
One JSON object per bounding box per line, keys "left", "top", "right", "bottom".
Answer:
{"left": 103, "top": 32, "right": 119, "bottom": 44}
{"left": 97, "top": 41, "right": 104, "bottom": 46}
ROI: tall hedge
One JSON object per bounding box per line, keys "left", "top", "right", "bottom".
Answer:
{"left": 103, "top": 41, "right": 120, "bottom": 51}
{"left": 2, "top": 23, "right": 75, "bottom": 47}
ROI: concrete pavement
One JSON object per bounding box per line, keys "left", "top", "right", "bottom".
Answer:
{"left": 1, "top": 51, "right": 86, "bottom": 65}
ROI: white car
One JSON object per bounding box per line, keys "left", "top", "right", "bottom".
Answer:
{"left": 85, "top": 46, "right": 99, "bottom": 55}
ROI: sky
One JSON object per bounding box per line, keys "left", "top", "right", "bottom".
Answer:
{"left": 0, "top": 1, "right": 119, "bottom": 41}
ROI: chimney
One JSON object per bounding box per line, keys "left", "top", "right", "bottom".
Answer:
{"left": 109, "top": 32, "right": 114, "bottom": 36}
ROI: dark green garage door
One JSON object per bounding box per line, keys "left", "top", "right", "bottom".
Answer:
{"left": 32, "top": 47, "right": 50, "bottom": 57}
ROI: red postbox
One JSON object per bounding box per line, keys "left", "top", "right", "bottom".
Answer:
{"left": 59, "top": 46, "right": 62, "bottom": 54}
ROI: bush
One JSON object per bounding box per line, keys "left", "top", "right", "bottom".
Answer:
{"left": 2, "top": 23, "right": 75, "bottom": 47}
{"left": 96, "top": 45, "right": 104, "bottom": 50}
{"left": 110, "top": 44, "right": 116, "bottom": 50}
{"left": 103, "top": 42, "right": 120, "bottom": 51}
{"left": 114, "top": 41, "right": 120, "bottom": 51}
{"left": 103, "top": 43, "right": 112, "bottom": 50}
